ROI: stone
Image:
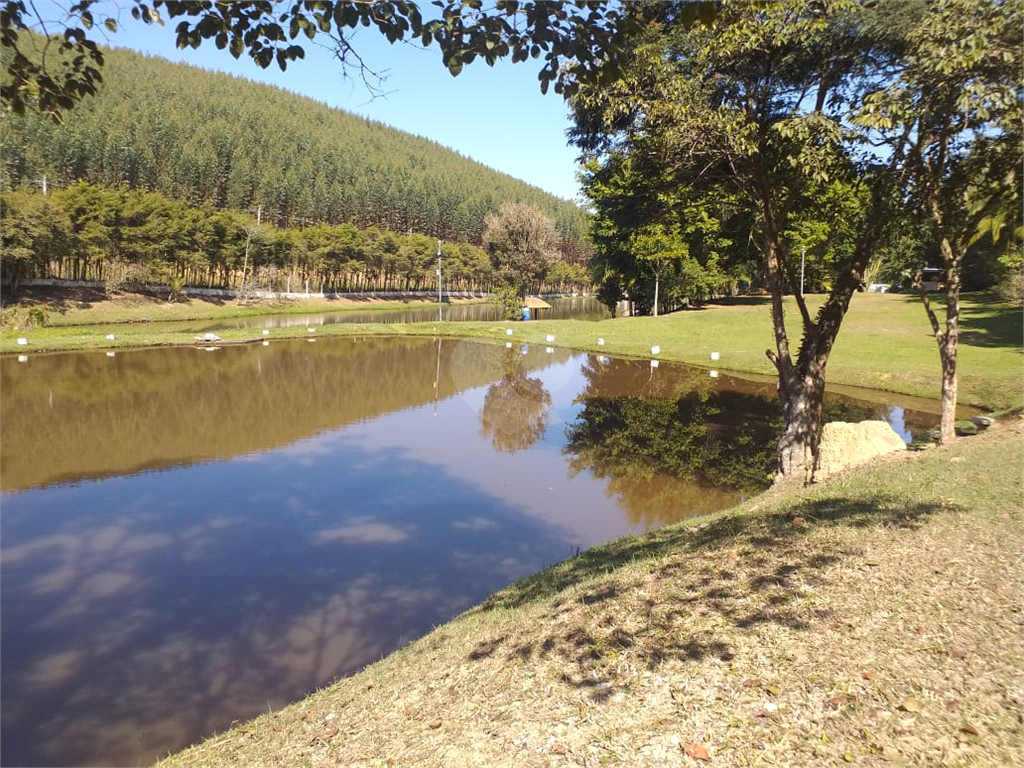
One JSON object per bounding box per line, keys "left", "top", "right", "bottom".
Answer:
{"left": 817, "top": 420, "right": 905, "bottom": 478}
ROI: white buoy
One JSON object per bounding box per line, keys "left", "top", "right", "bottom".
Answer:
{"left": 710, "top": 370, "right": 719, "bottom": 378}
{"left": 106, "top": 351, "right": 116, "bottom": 358}
{"left": 16, "top": 338, "right": 27, "bottom": 346}
{"left": 651, "top": 359, "right": 659, "bottom": 368}
{"left": 546, "top": 334, "right": 555, "bottom": 342}
{"left": 710, "top": 351, "right": 720, "bottom": 361}
{"left": 651, "top": 345, "right": 660, "bottom": 355}
{"left": 506, "top": 342, "right": 513, "bottom": 348}
{"left": 262, "top": 340, "right": 270, "bottom": 346}
{"left": 597, "top": 337, "right": 605, "bottom": 346}
{"left": 546, "top": 347, "right": 554, "bottom": 354}
{"left": 17, "top": 354, "right": 27, "bottom": 363}
{"left": 262, "top": 329, "right": 270, "bottom": 335}
{"left": 105, "top": 334, "right": 115, "bottom": 340}
{"left": 506, "top": 328, "right": 513, "bottom": 336}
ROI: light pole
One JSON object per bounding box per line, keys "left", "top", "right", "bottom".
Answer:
{"left": 800, "top": 246, "right": 806, "bottom": 298}
{"left": 437, "top": 239, "right": 443, "bottom": 321}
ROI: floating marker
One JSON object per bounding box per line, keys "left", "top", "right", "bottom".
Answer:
{"left": 506, "top": 341, "right": 513, "bottom": 348}
{"left": 710, "top": 351, "right": 720, "bottom": 361}
{"left": 506, "top": 328, "right": 513, "bottom": 336}
{"left": 262, "top": 340, "right": 270, "bottom": 346}
{"left": 106, "top": 351, "right": 116, "bottom": 358}
{"left": 105, "top": 334, "right": 115, "bottom": 340}
{"left": 546, "top": 347, "right": 554, "bottom": 354}
{"left": 651, "top": 345, "right": 660, "bottom": 355}
{"left": 17, "top": 354, "right": 27, "bottom": 363}
{"left": 710, "top": 370, "right": 719, "bottom": 378}
{"left": 546, "top": 334, "right": 555, "bottom": 343}
{"left": 650, "top": 359, "right": 659, "bottom": 368}
{"left": 597, "top": 337, "right": 605, "bottom": 346}
{"left": 16, "top": 338, "right": 27, "bottom": 346}
{"left": 262, "top": 329, "right": 270, "bottom": 335}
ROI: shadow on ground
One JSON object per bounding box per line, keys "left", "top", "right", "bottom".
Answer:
{"left": 464, "top": 494, "right": 960, "bottom": 699}
{"left": 958, "top": 302, "right": 1024, "bottom": 350}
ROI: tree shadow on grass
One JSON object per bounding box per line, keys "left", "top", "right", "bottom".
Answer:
{"left": 465, "top": 494, "right": 961, "bottom": 697}
{"left": 472, "top": 494, "right": 951, "bottom": 615}
{"left": 958, "top": 302, "right": 1024, "bottom": 350}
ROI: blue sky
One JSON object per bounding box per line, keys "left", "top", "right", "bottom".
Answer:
{"left": 92, "top": 11, "right": 585, "bottom": 202}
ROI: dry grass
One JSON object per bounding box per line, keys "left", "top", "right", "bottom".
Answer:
{"left": 158, "top": 420, "right": 1024, "bottom": 768}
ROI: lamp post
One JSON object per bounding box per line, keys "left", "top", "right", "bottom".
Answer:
{"left": 800, "top": 246, "right": 806, "bottom": 298}
{"left": 437, "top": 239, "right": 443, "bottom": 321}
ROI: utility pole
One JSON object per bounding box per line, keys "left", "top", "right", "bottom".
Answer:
{"left": 437, "top": 239, "right": 443, "bottom": 321}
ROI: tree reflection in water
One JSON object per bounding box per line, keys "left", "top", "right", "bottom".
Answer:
{"left": 565, "top": 356, "right": 884, "bottom": 527}
{"left": 479, "top": 348, "right": 554, "bottom": 453}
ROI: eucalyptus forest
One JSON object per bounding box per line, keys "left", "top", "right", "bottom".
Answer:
{"left": 1, "top": 46, "right": 592, "bottom": 294}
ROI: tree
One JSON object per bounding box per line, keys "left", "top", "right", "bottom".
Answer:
{"left": 570, "top": 1, "right": 915, "bottom": 482}
{"left": 482, "top": 202, "right": 560, "bottom": 297}
{"left": 856, "top": 0, "right": 1023, "bottom": 444}
{"left": 2, "top": 0, "right": 685, "bottom": 122}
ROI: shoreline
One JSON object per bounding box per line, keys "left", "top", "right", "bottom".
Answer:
{"left": 3, "top": 290, "right": 1021, "bottom": 413}
{"left": 155, "top": 420, "right": 1024, "bottom": 767}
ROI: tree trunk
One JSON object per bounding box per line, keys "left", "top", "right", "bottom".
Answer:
{"left": 939, "top": 337, "right": 958, "bottom": 443}
{"left": 776, "top": 377, "right": 825, "bottom": 482}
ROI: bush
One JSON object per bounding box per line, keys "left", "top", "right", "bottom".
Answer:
{"left": 1, "top": 305, "right": 49, "bottom": 331}
{"left": 491, "top": 285, "right": 524, "bottom": 321}
{"left": 995, "top": 271, "right": 1023, "bottom": 305}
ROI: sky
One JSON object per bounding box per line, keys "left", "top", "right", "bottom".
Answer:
{"left": 79, "top": 7, "right": 586, "bottom": 203}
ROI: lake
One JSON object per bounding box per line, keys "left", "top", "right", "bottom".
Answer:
{"left": 169, "top": 294, "right": 612, "bottom": 334}
{"left": 0, "top": 337, "right": 948, "bottom": 766}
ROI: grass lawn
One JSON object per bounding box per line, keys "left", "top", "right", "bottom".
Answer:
{"left": 157, "top": 418, "right": 1024, "bottom": 768}
{"left": 4, "top": 291, "right": 1021, "bottom": 411}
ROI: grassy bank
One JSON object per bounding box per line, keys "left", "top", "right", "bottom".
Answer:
{"left": 158, "top": 418, "right": 1024, "bottom": 768}
{"left": 3, "top": 292, "right": 1021, "bottom": 411}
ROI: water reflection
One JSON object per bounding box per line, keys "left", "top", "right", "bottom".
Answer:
{"left": 0, "top": 341, "right": 951, "bottom": 766}
{"left": 480, "top": 348, "right": 554, "bottom": 453}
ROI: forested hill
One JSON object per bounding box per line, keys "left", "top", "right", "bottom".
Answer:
{"left": 0, "top": 45, "right": 589, "bottom": 251}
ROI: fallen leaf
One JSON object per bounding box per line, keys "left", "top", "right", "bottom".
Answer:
{"left": 552, "top": 742, "right": 568, "bottom": 755}
{"left": 829, "top": 694, "right": 855, "bottom": 708}
{"left": 899, "top": 698, "right": 922, "bottom": 713}
{"left": 765, "top": 684, "right": 780, "bottom": 696}
{"left": 428, "top": 719, "right": 443, "bottom": 729}
{"left": 792, "top": 516, "right": 806, "bottom": 526}
{"left": 960, "top": 724, "right": 980, "bottom": 736}
{"left": 684, "top": 742, "right": 711, "bottom": 761}
{"left": 861, "top": 671, "right": 877, "bottom": 681}
{"left": 728, "top": 550, "right": 739, "bottom": 560}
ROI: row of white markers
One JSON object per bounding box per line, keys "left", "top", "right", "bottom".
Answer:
{"left": 501, "top": 327, "right": 722, "bottom": 377}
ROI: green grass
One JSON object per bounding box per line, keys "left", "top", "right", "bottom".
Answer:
{"left": 4, "top": 292, "right": 1021, "bottom": 410}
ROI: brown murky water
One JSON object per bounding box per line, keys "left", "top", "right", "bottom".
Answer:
{"left": 0, "top": 338, "right": 946, "bottom": 766}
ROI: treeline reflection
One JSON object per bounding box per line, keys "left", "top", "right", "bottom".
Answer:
{"left": 563, "top": 356, "right": 933, "bottom": 527}
{"left": 0, "top": 338, "right": 572, "bottom": 491}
